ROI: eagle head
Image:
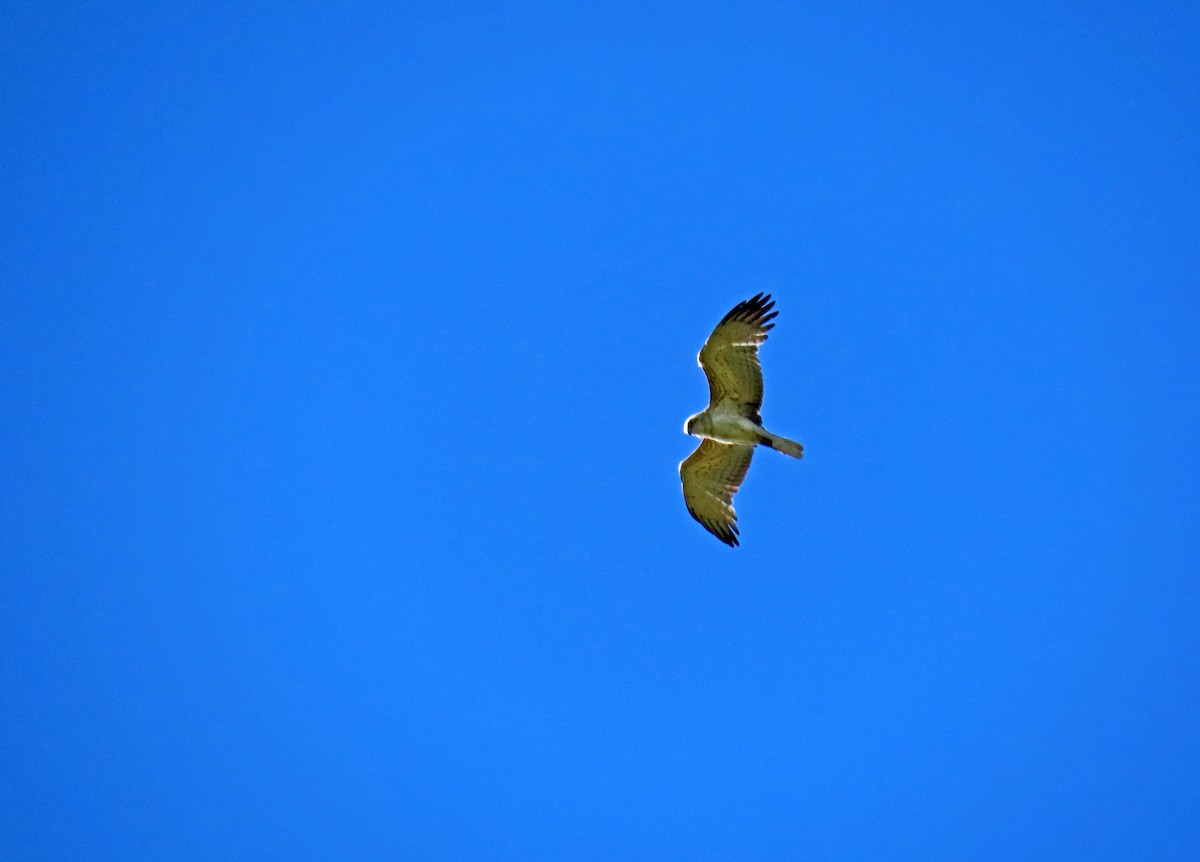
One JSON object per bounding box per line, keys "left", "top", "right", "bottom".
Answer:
{"left": 684, "top": 412, "right": 708, "bottom": 437}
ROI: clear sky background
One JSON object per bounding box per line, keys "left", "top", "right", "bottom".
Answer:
{"left": 3, "top": 2, "right": 1198, "bottom": 859}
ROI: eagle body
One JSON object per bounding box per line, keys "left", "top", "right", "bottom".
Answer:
{"left": 686, "top": 404, "right": 769, "bottom": 446}
{"left": 679, "top": 293, "right": 803, "bottom": 546}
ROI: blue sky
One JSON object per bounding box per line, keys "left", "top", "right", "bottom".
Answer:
{"left": 3, "top": 2, "right": 1198, "bottom": 859}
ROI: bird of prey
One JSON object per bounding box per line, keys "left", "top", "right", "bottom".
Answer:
{"left": 680, "top": 293, "right": 803, "bottom": 546}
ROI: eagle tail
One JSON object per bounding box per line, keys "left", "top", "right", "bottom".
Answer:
{"left": 759, "top": 432, "right": 804, "bottom": 459}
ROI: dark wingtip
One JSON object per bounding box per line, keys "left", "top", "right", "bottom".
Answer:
{"left": 689, "top": 510, "right": 742, "bottom": 547}
{"left": 720, "top": 293, "right": 778, "bottom": 328}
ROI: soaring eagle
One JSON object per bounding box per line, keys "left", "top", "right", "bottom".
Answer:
{"left": 680, "top": 293, "right": 804, "bottom": 546}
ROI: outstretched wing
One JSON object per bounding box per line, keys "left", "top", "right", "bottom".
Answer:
{"left": 698, "top": 292, "right": 778, "bottom": 421}
{"left": 679, "top": 439, "right": 755, "bottom": 547}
